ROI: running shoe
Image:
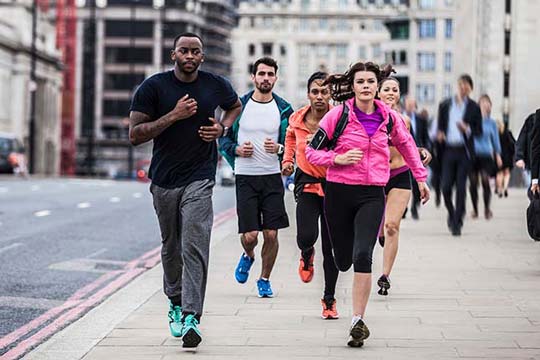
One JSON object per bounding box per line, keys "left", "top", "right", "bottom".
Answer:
{"left": 167, "top": 301, "right": 183, "bottom": 338}
{"left": 377, "top": 274, "right": 391, "bottom": 296}
{"left": 181, "top": 314, "right": 202, "bottom": 348}
{"left": 235, "top": 253, "right": 254, "bottom": 284}
{"left": 321, "top": 298, "right": 339, "bottom": 319}
{"left": 347, "top": 317, "right": 370, "bottom": 347}
{"left": 298, "top": 249, "right": 315, "bottom": 283}
{"left": 257, "top": 278, "right": 274, "bottom": 298}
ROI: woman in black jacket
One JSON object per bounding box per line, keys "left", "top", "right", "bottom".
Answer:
{"left": 496, "top": 120, "right": 516, "bottom": 197}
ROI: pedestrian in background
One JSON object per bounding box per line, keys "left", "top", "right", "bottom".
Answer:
{"left": 281, "top": 71, "right": 341, "bottom": 319}
{"left": 530, "top": 109, "right": 540, "bottom": 195}
{"left": 376, "top": 73, "right": 431, "bottom": 297}
{"left": 436, "top": 74, "right": 482, "bottom": 236}
{"left": 468, "top": 94, "right": 502, "bottom": 219}
{"left": 129, "top": 33, "right": 241, "bottom": 348}
{"left": 403, "top": 96, "right": 431, "bottom": 220}
{"left": 496, "top": 120, "right": 516, "bottom": 198}
{"left": 219, "top": 57, "right": 293, "bottom": 299}
{"left": 306, "top": 61, "right": 429, "bottom": 347}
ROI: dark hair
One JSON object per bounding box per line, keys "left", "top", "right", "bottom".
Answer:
{"left": 252, "top": 57, "right": 278, "bottom": 75}
{"left": 459, "top": 74, "right": 474, "bottom": 90}
{"left": 307, "top": 71, "right": 328, "bottom": 92}
{"left": 478, "top": 94, "right": 492, "bottom": 105}
{"left": 378, "top": 64, "right": 398, "bottom": 89}
{"left": 324, "top": 61, "right": 385, "bottom": 102}
{"left": 173, "top": 32, "right": 204, "bottom": 49}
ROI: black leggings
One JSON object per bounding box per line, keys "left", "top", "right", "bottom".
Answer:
{"left": 324, "top": 182, "right": 385, "bottom": 273}
{"left": 296, "top": 192, "right": 339, "bottom": 300}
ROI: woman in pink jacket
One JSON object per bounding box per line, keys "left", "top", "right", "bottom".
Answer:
{"left": 305, "top": 62, "right": 430, "bottom": 347}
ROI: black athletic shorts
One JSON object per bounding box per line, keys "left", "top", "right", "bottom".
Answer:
{"left": 384, "top": 169, "right": 412, "bottom": 195}
{"left": 235, "top": 173, "right": 289, "bottom": 233}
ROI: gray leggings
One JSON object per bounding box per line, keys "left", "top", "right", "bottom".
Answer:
{"left": 150, "top": 179, "right": 214, "bottom": 317}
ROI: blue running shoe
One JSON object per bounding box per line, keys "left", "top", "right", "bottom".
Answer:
{"left": 235, "top": 253, "right": 254, "bottom": 284}
{"left": 181, "top": 314, "right": 202, "bottom": 348}
{"left": 167, "top": 302, "right": 183, "bottom": 338}
{"left": 257, "top": 278, "right": 274, "bottom": 298}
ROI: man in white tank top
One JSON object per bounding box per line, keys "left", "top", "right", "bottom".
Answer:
{"left": 220, "top": 57, "right": 293, "bottom": 298}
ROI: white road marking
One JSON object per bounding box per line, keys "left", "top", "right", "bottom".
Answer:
{"left": 109, "top": 197, "right": 120, "bottom": 203}
{"left": 133, "top": 193, "right": 142, "bottom": 198}
{"left": 34, "top": 210, "right": 51, "bottom": 217}
{"left": 30, "top": 185, "right": 40, "bottom": 191}
{"left": 0, "top": 242, "right": 23, "bottom": 255}
{"left": 0, "top": 187, "right": 8, "bottom": 193}
{"left": 77, "top": 202, "right": 91, "bottom": 209}
{"left": 86, "top": 248, "right": 108, "bottom": 259}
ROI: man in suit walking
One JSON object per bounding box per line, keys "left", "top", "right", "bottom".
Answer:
{"left": 531, "top": 109, "right": 540, "bottom": 195}
{"left": 436, "top": 74, "right": 482, "bottom": 236}
{"left": 404, "top": 96, "right": 431, "bottom": 219}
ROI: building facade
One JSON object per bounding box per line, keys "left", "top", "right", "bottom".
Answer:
{"left": 0, "top": 0, "right": 63, "bottom": 175}
{"left": 232, "top": 0, "right": 458, "bottom": 117}
{"left": 75, "top": 0, "right": 236, "bottom": 176}
{"left": 455, "top": 0, "right": 540, "bottom": 134}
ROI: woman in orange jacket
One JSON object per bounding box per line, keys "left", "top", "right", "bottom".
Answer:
{"left": 281, "top": 71, "right": 340, "bottom": 319}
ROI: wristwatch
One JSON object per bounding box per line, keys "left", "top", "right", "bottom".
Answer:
{"left": 277, "top": 144, "right": 284, "bottom": 155}
{"left": 219, "top": 123, "right": 229, "bottom": 138}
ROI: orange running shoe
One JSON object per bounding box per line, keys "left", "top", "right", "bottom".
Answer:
{"left": 298, "top": 250, "right": 314, "bottom": 283}
{"left": 321, "top": 298, "right": 339, "bottom": 319}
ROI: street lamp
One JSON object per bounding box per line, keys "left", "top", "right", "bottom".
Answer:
{"left": 28, "top": 0, "right": 38, "bottom": 174}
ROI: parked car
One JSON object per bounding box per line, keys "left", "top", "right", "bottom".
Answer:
{"left": 0, "top": 132, "right": 27, "bottom": 175}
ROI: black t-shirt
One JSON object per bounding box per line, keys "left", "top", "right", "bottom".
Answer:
{"left": 130, "top": 70, "right": 238, "bottom": 188}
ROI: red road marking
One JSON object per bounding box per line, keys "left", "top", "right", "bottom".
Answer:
{"left": 0, "top": 207, "right": 236, "bottom": 358}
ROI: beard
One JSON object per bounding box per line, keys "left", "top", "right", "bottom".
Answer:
{"left": 177, "top": 60, "right": 200, "bottom": 74}
{"left": 255, "top": 81, "right": 274, "bottom": 94}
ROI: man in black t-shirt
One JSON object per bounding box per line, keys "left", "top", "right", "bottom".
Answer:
{"left": 129, "top": 32, "right": 241, "bottom": 348}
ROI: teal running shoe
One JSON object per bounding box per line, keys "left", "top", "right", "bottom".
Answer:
{"left": 235, "top": 253, "right": 254, "bottom": 284}
{"left": 256, "top": 278, "right": 274, "bottom": 298}
{"left": 167, "top": 302, "right": 183, "bottom": 338}
{"left": 181, "top": 314, "right": 202, "bottom": 348}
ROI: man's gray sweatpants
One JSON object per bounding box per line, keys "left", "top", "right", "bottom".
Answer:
{"left": 150, "top": 179, "right": 214, "bottom": 317}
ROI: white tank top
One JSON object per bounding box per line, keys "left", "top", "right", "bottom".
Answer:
{"left": 235, "top": 98, "right": 281, "bottom": 176}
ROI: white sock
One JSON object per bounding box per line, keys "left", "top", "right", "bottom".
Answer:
{"left": 261, "top": 277, "right": 269, "bottom": 281}
{"left": 351, "top": 315, "right": 363, "bottom": 326}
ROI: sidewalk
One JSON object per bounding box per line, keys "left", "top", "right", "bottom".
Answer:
{"left": 25, "top": 190, "right": 540, "bottom": 359}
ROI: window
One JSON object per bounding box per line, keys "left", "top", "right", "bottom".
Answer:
{"left": 105, "top": 47, "right": 153, "bottom": 64}
{"left": 416, "top": 84, "right": 435, "bottom": 103}
{"left": 504, "top": 31, "right": 511, "bottom": 55}
{"left": 105, "top": 20, "right": 153, "bottom": 38}
{"left": 299, "top": 44, "right": 310, "bottom": 58}
{"left": 247, "top": 63, "right": 253, "bottom": 74}
{"left": 300, "top": 18, "right": 309, "bottom": 31}
{"left": 301, "top": 0, "right": 310, "bottom": 10}
{"left": 262, "top": 42, "right": 273, "bottom": 55}
{"left": 399, "top": 50, "right": 408, "bottom": 65}
{"left": 104, "top": 73, "right": 145, "bottom": 91}
{"left": 388, "top": 20, "right": 409, "bottom": 40}
{"left": 358, "top": 46, "right": 366, "bottom": 60}
{"left": 504, "top": 73, "right": 510, "bottom": 97}
{"left": 444, "top": 52, "right": 452, "bottom": 72}
{"left": 263, "top": 17, "right": 272, "bottom": 27}
{"left": 317, "top": 45, "right": 329, "bottom": 57}
{"left": 162, "top": 22, "right": 187, "bottom": 40}
{"left": 444, "top": 84, "right": 452, "bottom": 98}
{"left": 338, "top": 0, "right": 348, "bottom": 8}
{"left": 248, "top": 44, "right": 255, "bottom": 56}
{"left": 336, "top": 44, "right": 348, "bottom": 58}
{"left": 445, "top": 19, "right": 453, "bottom": 39}
{"left": 417, "top": 52, "right": 436, "bottom": 71}
{"left": 372, "top": 43, "right": 381, "bottom": 58}
{"left": 280, "top": 45, "right": 287, "bottom": 56}
{"left": 319, "top": 18, "right": 328, "bottom": 29}
{"left": 418, "top": 19, "right": 436, "bottom": 38}
{"left": 418, "top": 0, "right": 434, "bottom": 9}
{"left": 337, "top": 19, "right": 350, "bottom": 31}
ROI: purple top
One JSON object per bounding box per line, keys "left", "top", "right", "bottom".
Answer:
{"left": 353, "top": 104, "right": 384, "bottom": 137}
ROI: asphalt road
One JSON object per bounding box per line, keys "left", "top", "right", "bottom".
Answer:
{"left": 0, "top": 177, "right": 236, "bottom": 356}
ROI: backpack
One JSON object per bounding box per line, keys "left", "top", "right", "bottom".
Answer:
{"left": 527, "top": 192, "right": 540, "bottom": 241}
{"left": 311, "top": 103, "right": 394, "bottom": 151}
